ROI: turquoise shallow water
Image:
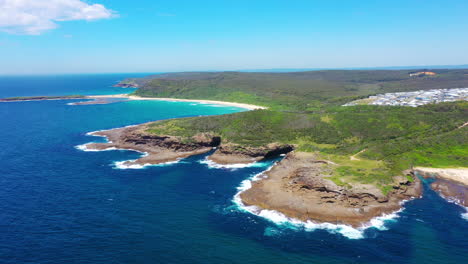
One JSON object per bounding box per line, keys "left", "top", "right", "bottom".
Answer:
{"left": 0, "top": 75, "right": 467, "bottom": 264}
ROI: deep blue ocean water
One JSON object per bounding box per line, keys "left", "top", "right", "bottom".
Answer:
{"left": 0, "top": 75, "right": 466, "bottom": 264}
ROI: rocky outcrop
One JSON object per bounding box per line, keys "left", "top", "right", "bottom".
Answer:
{"left": 415, "top": 168, "right": 468, "bottom": 206}
{"left": 113, "top": 82, "right": 139, "bottom": 88}
{"left": 431, "top": 180, "right": 467, "bottom": 206}
{"left": 240, "top": 152, "right": 422, "bottom": 227}
{"left": 83, "top": 122, "right": 293, "bottom": 167}
{"left": 208, "top": 143, "right": 294, "bottom": 164}
{"left": 84, "top": 124, "right": 221, "bottom": 166}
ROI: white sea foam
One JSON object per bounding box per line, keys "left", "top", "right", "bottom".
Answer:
{"left": 66, "top": 100, "right": 93, "bottom": 105}
{"left": 113, "top": 158, "right": 181, "bottom": 170}
{"left": 462, "top": 207, "right": 468, "bottom": 221}
{"left": 75, "top": 125, "right": 141, "bottom": 149}
{"left": 77, "top": 124, "right": 183, "bottom": 169}
{"left": 74, "top": 144, "right": 118, "bottom": 152}
{"left": 86, "top": 124, "right": 137, "bottom": 136}
{"left": 199, "top": 157, "right": 270, "bottom": 170}
{"left": 232, "top": 163, "right": 406, "bottom": 239}
{"left": 432, "top": 191, "right": 467, "bottom": 220}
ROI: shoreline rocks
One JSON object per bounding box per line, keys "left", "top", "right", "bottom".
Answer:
{"left": 239, "top": 152, "right": 422, "bottom": 227}
{"left": 208, "top": 143, "right": 294, "bottom": 164}
{"left": 113, "top": 82, "right": 139, "bottom": 88}
{"left": 84, "top": 124, "right": 219, "bottom": 167}
{"left": 83, "top": 122, "right": 294, "bottom": 167}
{"left": 84, "top": 122, "right": 295, "bottom": 167}
{"left": 415, "top": 168, "right": 468, "bottom": 206}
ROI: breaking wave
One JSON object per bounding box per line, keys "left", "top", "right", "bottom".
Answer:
{"left": 74, "top": 144, "right": 117, "bottom": 152}
{"left": 113, "top": 158, "right": 181, "bottom": 170}
{"left": 462, "top": 208, "right": 468, "bottom": 221}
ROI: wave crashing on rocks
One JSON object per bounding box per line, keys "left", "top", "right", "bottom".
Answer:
{"left": 199, "top": 157, "right": 271, "bottom": 170}
{"left": 232, "top": 166, "right": 406, "bottom": 240}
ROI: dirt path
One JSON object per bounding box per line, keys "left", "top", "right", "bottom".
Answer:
{"left": 350, "top": 149, "right": 367, "bottom": 161}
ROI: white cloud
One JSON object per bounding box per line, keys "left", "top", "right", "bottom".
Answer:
{"left": 0, "top": 0, "right": 116, "bottom": 35}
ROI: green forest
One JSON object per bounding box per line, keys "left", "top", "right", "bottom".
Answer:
{"left": 132, "top": 70, "right": 468, "bottom": 111}
{"left": 126, "top": 70, "right": 468, "bottom": 192}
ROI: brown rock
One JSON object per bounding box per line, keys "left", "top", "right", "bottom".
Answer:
{"left": 240, "top": 152, "right": 422, "bottom": 227}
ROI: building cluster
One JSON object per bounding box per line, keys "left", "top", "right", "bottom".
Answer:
{"left": 344, "top": 88, "right": 468, "bottom": 107}
{"left": 409, "top": 71, "right": 437, "bottom": 77}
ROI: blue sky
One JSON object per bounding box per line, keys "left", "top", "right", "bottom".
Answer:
{"left": 1, "top": 0, "right": 468, "bottom": 74}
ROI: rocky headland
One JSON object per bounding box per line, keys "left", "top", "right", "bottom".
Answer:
{"left": 83, "top": 123, "right": 220, "bottom": 167}
{"left": 239, "top": 152, "right": 422, "bottom": 227}
{"left": 83, "top": 121, "right": 294, "bottom": 167}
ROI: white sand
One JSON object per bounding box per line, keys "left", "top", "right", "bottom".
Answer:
{"left": 87, "top": 94, "right": 267, "bottom": 110}
{"left": 414, "top": 167, "right": 468, "bottom": 185}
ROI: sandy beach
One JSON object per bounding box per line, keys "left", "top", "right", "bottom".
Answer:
{"left": 87, "top": 94, "right": 267, "bottom": 110}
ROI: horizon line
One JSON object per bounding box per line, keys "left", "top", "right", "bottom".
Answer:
{"left": 1, "top": 64, "right": 468, "bottom": 76}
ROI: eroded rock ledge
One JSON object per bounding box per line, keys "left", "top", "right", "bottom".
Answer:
{"left": 83, "top": 123, "right": 293, "bottom": 167}
{"left": 414, "top": 168, "right": 468, "bottom": 206}
{"left": 240, "top": 152, "right": 422, "bottom": 227}
{"left": 208, "top": 143, "right": 294, "bottom": 164}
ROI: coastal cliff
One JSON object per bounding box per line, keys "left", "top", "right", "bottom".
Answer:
{"left": 82, "top": 122, "right": 293, "bottom": 167}
{"left": 83, "top": 124, "right": 219, "bottom": 167}
{"left": 208, "top": 143, "right": 293, "bottom": 164}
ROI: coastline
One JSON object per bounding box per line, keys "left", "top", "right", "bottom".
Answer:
{"left": 87, "top": 94, "right": 268, "bottom": 110}
{"left": 232, "top": 158, "right": 412, "bottom": 239}
{"left": 414, "top": 167, "right": 468, "bottom": 186}
{"left": 71, "top": 93, "right": 467, "bottom": 233}
{"left": 77, "top": 124, "right": 217, "bottom": 168}
{"left": 76, "top": 122, "right": 426, "bottom": 230}
{"left": 0, "top": 93, "right": 267, "bottom": 111}
{"left": 414, "top": 167, "right": 468, "bottom": 207}
{"left": 238, "top": 152, "right": 422, "bottom": 228}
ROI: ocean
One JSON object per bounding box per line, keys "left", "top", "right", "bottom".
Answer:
{"left": 0, "top": 74, "right": 466, "bottom": 264}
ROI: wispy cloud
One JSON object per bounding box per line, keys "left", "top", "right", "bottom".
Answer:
{"left": 0, "top": 0, "right": 117, "bottom": 35}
